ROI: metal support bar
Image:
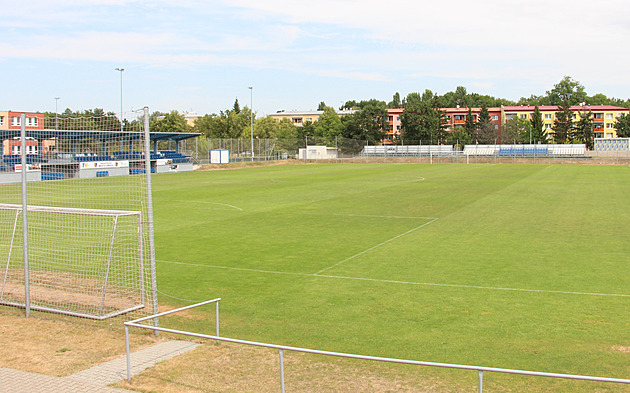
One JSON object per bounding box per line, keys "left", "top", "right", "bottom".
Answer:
{"left": 143, "top": 106, "right": 160, "bottom": 333}
{"left": 20, "top": 113, "right": 30, "bottom": 318}
{"left": 279, "top": 349, "right": 285, "bottom": 393}
{"left": 124, "top": 300, "right": 630, "bottom": 389}
{"left": 125, "top": 325, "right": 131, "bottom": 381}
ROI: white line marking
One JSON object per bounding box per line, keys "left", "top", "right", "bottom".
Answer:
{"left": 173, "top": 200, "right": 244, "bottom": 211}
{"left": 299, "top": 213, "right": 436, "bottom": 220}
{"left": 315, "top": 217, "right": 439, "bottom": 274}
{"left": 156, "top": 259, "right": 630, "bottom": 298}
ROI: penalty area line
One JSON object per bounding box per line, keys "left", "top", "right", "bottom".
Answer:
{"left": 155, "top": 260, "right": 630, "bottom": 298}
{"left": 314, "top": 217, "right": 439, "bottom": 275}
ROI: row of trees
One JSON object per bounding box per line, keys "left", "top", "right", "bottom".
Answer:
{"left": 146, "top": 99, "right": 389, "bottom": 145}
{"left": 41, "top": 76, "right": 630, "bottom": 147}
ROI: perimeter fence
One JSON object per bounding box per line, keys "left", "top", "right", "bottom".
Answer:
{"left": 125, "top": 300, "right": 630, "bottom": 393}
{"left": 176, "top": 137, "right": 630, "bottom": 166}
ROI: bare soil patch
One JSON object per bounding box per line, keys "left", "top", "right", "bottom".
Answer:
{"left": 115, "top": 342, "right": 462, "bottom": 393}
{"left": 0, "top": 308, "right": 163, "bottom": 377}
{"left": 0, "top": 307, "right": 467, "bottom": 392}
{"left": 196, "top": 160, "right": 304, "bottom": 172}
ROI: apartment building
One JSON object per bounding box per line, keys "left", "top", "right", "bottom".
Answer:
{"left": 1, "top": 111, "right": 46, "bottom": 130}
{"left": 385, "top": 105, "right": 629, "bottom": 142}
{"left": 270, "top": 109, "right": 356, "bottom": 126}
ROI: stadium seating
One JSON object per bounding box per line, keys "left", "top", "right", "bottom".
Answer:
{"left": 361, "top": 145, "right": 453, "bottom": 156}
{"left": 41, "top": 173, "right": 64, "bottom": 180}
{"left": 464, "top": 144, "right": 583, "bottom": 157}
{"left": 73, "top": 155, "right": 114, "bottom": 162}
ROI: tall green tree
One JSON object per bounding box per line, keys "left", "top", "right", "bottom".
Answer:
{"left": 341, "top": 103, "right": 387, "bottom": 144}
{"left": 233, "top": 98, "right": 241, "bottom": 114}
{"left": 400, "top": 96, "right": 447, "bottom": 144}
{"left": 502, "top": 117, "right": 531, "bottom": 143}
{"left": 313, "top": 106, "right": 344, "bottom": 141}
{"left": 464, "top": 107, "right": 477, "bottom": 135}
{"left": 615, "top": 113, "right": 630, "bottom": 137}
{"left": 193, "top": 107, "right": 251, "bottom": 138}
{"left": 546, "top": 76, "right": 587, "bottom": 105}
{"left": 530, "top": 105, "right": 545, "bottom": 143}
{"left": 275, "top": 118, "right": 298, "bottom": 139}
{"left": 253, "top": 116, "right": 279, "bottom": 138}
{"left": 388, "top": 92, "right": 402, "bottom": 108}
{"left": 574, "top": 110, "right": 594, "bottom": 148}
{"left": 150, "top": 110, "right": 190, "bottom": 133}
{"left": 552, "top": 100, "right": 574, "bottom": 143}
{"left": 473, "top": 105, "right": 496, "bottom": 143}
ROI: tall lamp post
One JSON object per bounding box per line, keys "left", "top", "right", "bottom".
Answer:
{"left": 54, "top": 97, "right": 60, "bottom": 131}
{"left": 248, "top": 86, "right": 254, "bottom": 162}
{"left": 115, "top": 68, "right": 124, "bottom": 132}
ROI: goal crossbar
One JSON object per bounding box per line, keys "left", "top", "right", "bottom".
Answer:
{"left": 0, "top": 203, "right": 142, "bottom": 217}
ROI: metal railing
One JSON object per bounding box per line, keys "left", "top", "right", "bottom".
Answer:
{"left": 124, "top": 300, "right": 630, "bottom": 392}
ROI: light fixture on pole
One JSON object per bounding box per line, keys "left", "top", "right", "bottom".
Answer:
{"left": 248, "top": 86, "right": 254, "bottom": 162}
{"left": 54, "top": 97, "right": 60, "bottom": 131}
{"left": 115, "top": 68, "right": 125, "bottom": 132}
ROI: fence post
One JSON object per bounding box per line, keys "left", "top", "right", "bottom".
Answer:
{"left": 216, "top": 300, "right": 220, "bottom": 344}
{"left": 478, "top": 370, "right": 483, "bottom": 392}
{"left": 125, "top": 325, "right": 131, "bottom": 381}
{"left": 279, "top": 349, "right": 285, "bottom": 393}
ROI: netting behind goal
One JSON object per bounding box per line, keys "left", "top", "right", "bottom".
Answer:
{"left": 0, "top": 109, "right": 157, "bottom": 320}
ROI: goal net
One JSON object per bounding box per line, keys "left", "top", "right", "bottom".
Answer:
{"left": 0, "top": 109, "right": 157, "bottom": 320}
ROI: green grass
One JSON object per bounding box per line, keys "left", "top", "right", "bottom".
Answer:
{"left": 150, "top": 163, "right": 630, "bottom": 392}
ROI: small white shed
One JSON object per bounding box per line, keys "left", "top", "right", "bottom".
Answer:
{"left": 210, "top": 149, "right": 230, "bottom": 164}
{"left": 298, "top": 146, "right": 338, "bottom": 160}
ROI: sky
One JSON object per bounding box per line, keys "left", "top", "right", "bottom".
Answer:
{"left": 2, "top": 0, "right": 630, "bottom": 119}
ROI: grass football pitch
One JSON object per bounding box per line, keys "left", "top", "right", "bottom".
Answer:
{"left": 151, "top": 163, "right": 630, "bottom": 391}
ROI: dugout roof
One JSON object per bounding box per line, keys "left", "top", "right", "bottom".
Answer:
{"left": 0, "top": 129, "right": 201, "bottom": 143}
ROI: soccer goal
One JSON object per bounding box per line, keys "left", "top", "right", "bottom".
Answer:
{"left": 0, "top": 108, "right": 158, "bottom": 320}
{"left": 0, "top": 204, "right": 146, "bottom": 319}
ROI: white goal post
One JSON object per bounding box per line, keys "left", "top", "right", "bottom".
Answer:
{"left": 0, "top": 204, "right": 146, "bottom": 320}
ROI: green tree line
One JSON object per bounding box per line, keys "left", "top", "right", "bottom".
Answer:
{"left": 43, "top": 76, "right": 630, "bottom": 146}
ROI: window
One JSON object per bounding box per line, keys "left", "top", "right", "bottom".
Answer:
{"left": 594, "top": 113, "right": 604, "bottom": 119}
{"left": 544, "top": 114, "right": 552, "bottom": 119}
{"left": 388, "top": 116, "right": 393, "bottom": 121}
{"left": 396, "top": 125, "right": 401, "bottom": 131}
{"left": 506, "top": 113, "right": 516, "bottom": 120}
{"left": 607, "top": 123, "right": 614, "bottom": 129}
{"left": 305, "top": 118, "right": 312, "bottom": 122}
{"left": 545, "top": 124, "right": 552, "bottom": 129}
{"left": 520, "top": 114, "right": 528, "bottom": 119}
{"left": 0, "top": 116, "right": 3, "bottom": 126}
{"left": 26, "top": 117, "right": 38, "bottom": 127}
{"left": 11, "top": 116, "right": 20, "bottom": 126}
{"left": 396, "top": 116, "right": 400, "bottom": 121}
{"left": 491, "top": 115, "right": 499, "bottom": 121}
{"left": 606, "top": 113, "right": 614, "bottom": 119}
{"left": 292, "top": 117, "right": 302, "bottom": 124}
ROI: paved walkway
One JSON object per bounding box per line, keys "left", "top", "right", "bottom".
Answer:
{"left": 0, "top": 340, "right": 201, "bottom": 392}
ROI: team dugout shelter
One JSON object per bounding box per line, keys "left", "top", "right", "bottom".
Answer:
{"left": 0, "top": 129, "right": 201, "bottom": 184}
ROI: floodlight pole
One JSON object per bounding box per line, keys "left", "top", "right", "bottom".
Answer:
{"left": 115, "top": 68, "right": 125, "bottom": 132}
{"left": 249, "top": 86, "right": 254, "bottom": 162}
